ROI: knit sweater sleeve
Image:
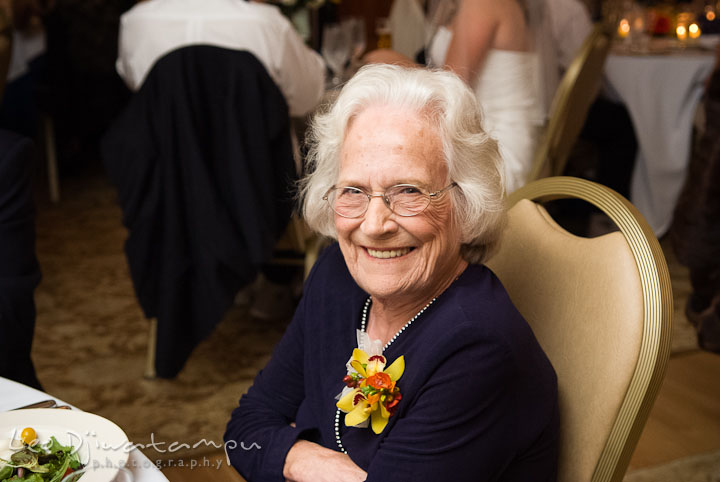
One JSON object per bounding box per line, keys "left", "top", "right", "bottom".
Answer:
{"left": 224, "top": 255, "right": 324, "bottom": 481}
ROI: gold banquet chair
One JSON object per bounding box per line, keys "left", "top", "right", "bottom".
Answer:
{"left": 486, "top": 177, "right": 673, "bottom": 482}
{"left": 271, "top": 214, "right": 326, "bottom": 280}
{"left": 528, "top": 24, "right": 613, "bottom": 182}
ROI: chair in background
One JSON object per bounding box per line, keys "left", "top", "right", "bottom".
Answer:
{"left": 102, "top": 45, "right": 300, "bottom": 379}
{"left": 272, "top": 214, "right": 327, "bottom": 280}
{"left": 528, "top": 24, "right": 613, "bottom": 182}
{"left": 486, "top": 176, "right": 673, "bottom": 482}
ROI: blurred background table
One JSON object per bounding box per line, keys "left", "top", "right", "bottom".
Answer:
{"left": 604, "top": 42, "right": 716, "bottom": 236}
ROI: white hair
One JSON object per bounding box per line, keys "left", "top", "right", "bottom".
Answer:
{"left": 299, "top": 64, "right": 506, "bottom": 264}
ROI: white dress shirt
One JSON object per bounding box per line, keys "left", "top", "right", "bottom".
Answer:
{"left": 116, "top": 0, "right": 325, "bottom": 117}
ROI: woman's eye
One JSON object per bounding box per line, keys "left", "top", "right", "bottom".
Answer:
{"left": 340, "top": 187, "right": 364, "bottom": 196}
{"left": 397, "top": 186, "right": 421, "bottom": 195}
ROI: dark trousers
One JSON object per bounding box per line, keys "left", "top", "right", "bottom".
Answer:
{"left": 0, "top": 130, "right": 42, "bottom": 389}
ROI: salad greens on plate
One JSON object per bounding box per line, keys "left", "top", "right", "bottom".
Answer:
{"left": 0, "top": 434, "right": 83, "bottom": 482}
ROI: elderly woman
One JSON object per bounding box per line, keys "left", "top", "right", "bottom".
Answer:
{"left": 225, "top": 64, "right": 558, "bottom": 482}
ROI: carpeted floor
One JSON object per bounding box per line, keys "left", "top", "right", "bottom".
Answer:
{"left": 30, "top": 167, "right": 701, "bottom": 467}
{"left": 31, "top": 169, "right": 292, "bottom": 461}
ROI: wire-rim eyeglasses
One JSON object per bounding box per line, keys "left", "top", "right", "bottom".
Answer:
{"left": 322, "top": 182, "right": 458, "bottom": 218}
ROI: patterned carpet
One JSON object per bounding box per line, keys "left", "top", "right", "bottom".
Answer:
{"left": 31, "top": 169, "right": 292, "bottom": 462}
{"left": 30, "top": 168, "right": 700, "bottom": 467}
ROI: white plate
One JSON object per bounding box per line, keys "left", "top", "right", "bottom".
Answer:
{"left": 0, "top": 409, "right": 130, "bottom": 482}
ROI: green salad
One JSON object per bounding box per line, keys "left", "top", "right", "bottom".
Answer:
{"left": 0, "top": 432, "right": 84, "bottom": 482}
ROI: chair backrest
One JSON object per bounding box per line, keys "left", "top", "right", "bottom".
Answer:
{"left": 529, "top": 25, "right": 612, "bottom": 181}
{"left": 102, "top": 45, "right": 298, "bottom": 378}
{"left": 486, "top": 177, "right": 673, "bottom": 482}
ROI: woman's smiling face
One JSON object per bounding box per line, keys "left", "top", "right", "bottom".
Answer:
{"left": 335, "top": 104, "right": 465, "bottom": 303}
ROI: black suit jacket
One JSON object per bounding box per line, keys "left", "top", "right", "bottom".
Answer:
{"left": 102, "top": 46, "right": 297, "bottom": 377}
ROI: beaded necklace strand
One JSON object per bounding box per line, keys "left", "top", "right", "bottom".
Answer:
{"left": 334, "top": 296, "right": 436, "bottom": 454}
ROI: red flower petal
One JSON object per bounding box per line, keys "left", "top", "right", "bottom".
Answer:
{"left": 367, "top": 372, "right": 393, "bottom": 390}
{"left": 353, "top": 392, "right": 367, "bottom": 406}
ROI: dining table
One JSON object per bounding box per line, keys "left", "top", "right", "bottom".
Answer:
{"left": 0, "top": 376, "right": 169, "bottom": 482}
{"left": 603, "top": 38, "right": 716, "bottom": 237}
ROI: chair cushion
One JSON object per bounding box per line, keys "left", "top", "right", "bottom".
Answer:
{"left": 487, "top": 199, "right": 644, "bottom": 482}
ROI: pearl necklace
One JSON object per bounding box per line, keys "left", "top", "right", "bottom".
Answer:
{"left": 334, "top": 296, "right": 436, "bottom": 454}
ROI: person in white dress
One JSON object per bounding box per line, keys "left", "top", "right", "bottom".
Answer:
{"left": 425, "top": 0, "right": 546, "bottom": 193}
{"left": 366, "top": 0, "right": 547, "bottom": 193}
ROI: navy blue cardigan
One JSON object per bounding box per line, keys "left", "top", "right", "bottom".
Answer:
{"left": 225, "top": 244, "right": 558, "bottom": 481}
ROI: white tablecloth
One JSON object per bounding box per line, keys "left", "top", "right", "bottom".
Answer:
{"left": 604, "top": 49, "right": 715, "bottom": 237}
{"left": 0, "top": 377, "right": 168, "bottom": 482}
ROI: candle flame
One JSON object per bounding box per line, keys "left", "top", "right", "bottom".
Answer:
{"left": 689, "top": 23, "right": 701, "bottom": 38}
{"left": 618, "top": 18, "right": 630, "bottom": 38}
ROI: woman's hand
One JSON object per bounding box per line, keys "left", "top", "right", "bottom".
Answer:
{"left": 283, "top": 440, "right": 367, "bottom": 482}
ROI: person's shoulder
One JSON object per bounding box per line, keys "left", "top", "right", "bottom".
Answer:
{"left": 120, "top": 0, "right": 284, "bottom": 21}
{"left": 119, "top": 0, "right": 162, "bottom": 20}
{"left": 449, "top": 263, "right": 524, "bottom": 329}
{"left": 239, "top": 1, "right": 293, "bottom": 30}
{"left": 431, "top": 263, "right": 551, "bottom": 367}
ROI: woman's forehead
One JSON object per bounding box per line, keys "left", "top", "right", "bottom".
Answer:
{"left": 340, "top": 106, "right": 445, "bottom": 174}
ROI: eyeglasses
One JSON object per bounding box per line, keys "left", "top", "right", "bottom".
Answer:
{"left": 323, "top": 182, "right": 458, "bottom": 218}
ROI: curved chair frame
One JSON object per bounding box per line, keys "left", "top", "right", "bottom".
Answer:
{"left": 529, "top": 25, "right": 612, "bottom": 182}
{"left": 506, "top": 177, "right": 673, "bottom": 482}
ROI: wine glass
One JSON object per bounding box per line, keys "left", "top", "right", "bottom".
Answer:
{"left": 349, "top": 17, "right": 367, "bottom": 60}
{"left": 343, "top": 17, "right": 367, "bottom": 80}
{"left": 322, "top": 22, "right": 353, "bottom": 88}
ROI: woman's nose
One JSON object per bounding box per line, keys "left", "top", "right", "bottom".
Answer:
{"left": 361, "top": 196, "right": 397, "bottom": 237}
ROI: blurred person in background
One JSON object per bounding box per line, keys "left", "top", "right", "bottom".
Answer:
{"left": 115, "top": 0, "right": 326, "bottom": 320}
{"left": 0, "top": 130, "right": 42, "bottom": 390}
{"left": 670, "top": 44, "right": 720, "bottom": 354}
{"left": 37, "top": 0, "right": 134, "bottom": 173}
{"left": 0, "top": 129, "right": 42, "bottom": 390}
{"left": 365, "top": 0, "right": 551, "bottom": 193}
{"left": 0, "top": 0, "right": 52, "bottom": 138}
{"left": 116, "top": 0, "right": 325, "bottom": 118}
{"left": 0, "top": 0, "right": 43, "bottom": 391}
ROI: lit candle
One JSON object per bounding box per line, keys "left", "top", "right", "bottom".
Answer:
{"left": 618, "top": 18, "right": 630, "bottom": 38}
{"left": 632, "top": 16, "right": 645, "bottom": 33}
{"left": 689, "top": 22, "right": 701, "bottom": 39}
{"left": 676, "top": 24, "right": 688, "bottom": 41}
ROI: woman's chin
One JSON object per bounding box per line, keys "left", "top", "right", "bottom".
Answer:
{"left": 355, "top": 267, "right": 421, "bottom": 302}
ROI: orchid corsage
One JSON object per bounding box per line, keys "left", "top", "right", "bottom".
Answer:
{"left": 336, "top": 347, "right": 405, "bottom": 434}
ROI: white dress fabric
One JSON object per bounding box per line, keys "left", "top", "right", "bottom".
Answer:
{"left": 428, "top": 26, "right": 544, "bottom": 193}
{"left": 116, "top": 0, "right": 325, "bottom": 117}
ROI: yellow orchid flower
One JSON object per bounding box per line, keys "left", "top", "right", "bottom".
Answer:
{"left": 337, "top": 349, "right": 405, "bottom": 434}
